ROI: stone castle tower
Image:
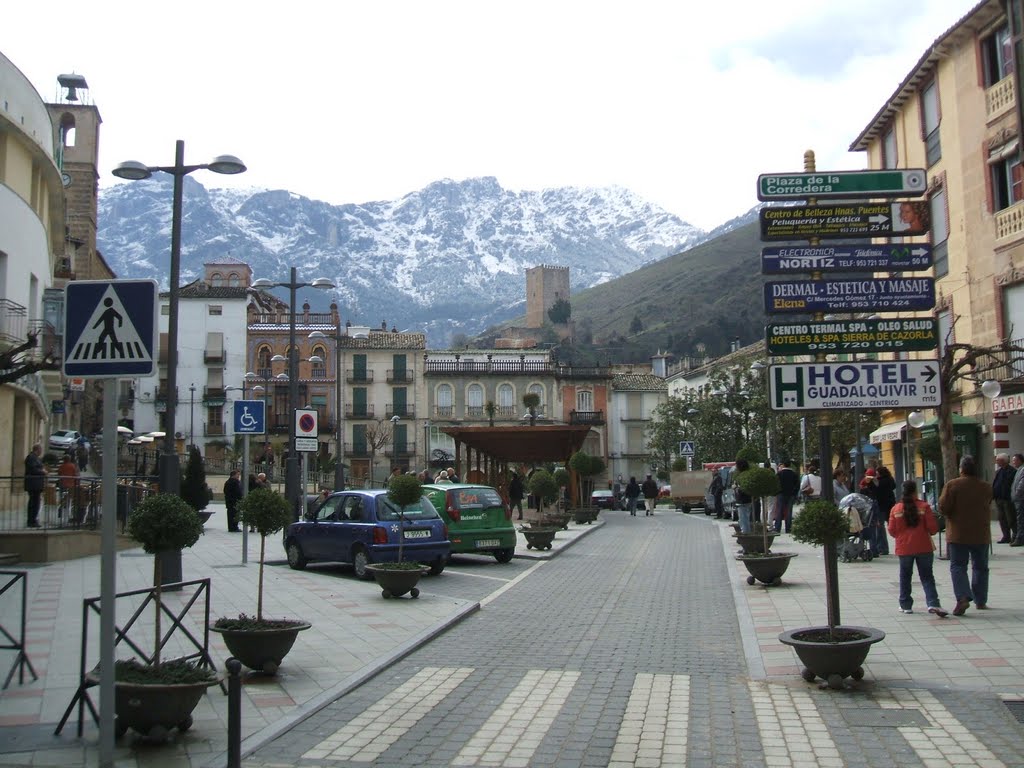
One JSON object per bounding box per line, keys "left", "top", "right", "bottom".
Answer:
{"left": 526, "top": 264, "right": 570, "bottom": 328}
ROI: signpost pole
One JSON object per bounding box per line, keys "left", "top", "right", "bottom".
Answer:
{"left": 99, "top": 380, "right": 117, "bottom": 767}
{"left": 241, "top": 432, "right": 249, "bottom": 565}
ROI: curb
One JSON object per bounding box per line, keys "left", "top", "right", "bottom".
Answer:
{"left": 514, "top": 517, "right": 605, "bottom": 560}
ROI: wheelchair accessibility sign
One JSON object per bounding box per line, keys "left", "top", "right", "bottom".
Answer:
{"left": 233, "top": 400, "right": 266, "bottom": 435}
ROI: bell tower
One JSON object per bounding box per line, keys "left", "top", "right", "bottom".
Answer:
{"left": 46, "top": 73, "right": 104, "bottom": 281}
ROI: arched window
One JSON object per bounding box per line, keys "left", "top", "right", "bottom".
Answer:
{"left": 60, "top": 114, "right": 76, "bottom": 148}
{"left": 528, "top": 383, "right": 545, "bottom": 410}
{"left": 210, "top": 272, "right": 223, "bottom": 287}
{"left": 436, "top": 384, "right": 453, "bottom": 418}
{"left": 576, "top": 389, "right": 594, "bottom": 412}
{"left": 256, "top": 345, "right": 273, "bottom": 376}
{"left": 467, "top": 383, "right": 484, "bottom": 418}
{"left": 228, "top": 272, "right": 241, "bottom": 287}
{"left": 497, "top": 383, "right": 514, "bottom": 417}
{"left": 311, "top": 345, "right": 327, "bottom": 378}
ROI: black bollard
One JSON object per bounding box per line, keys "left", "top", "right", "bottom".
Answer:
{"left": 226, "top": 658, "right": 242, "bottom": 768}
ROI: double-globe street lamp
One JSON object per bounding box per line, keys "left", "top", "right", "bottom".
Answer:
{"left": 251, "top": 268, "right": 334, "bottom": 518}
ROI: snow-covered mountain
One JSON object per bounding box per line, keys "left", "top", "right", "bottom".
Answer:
{"left": 97, "top": 176, "right": 708, "bottom": 345}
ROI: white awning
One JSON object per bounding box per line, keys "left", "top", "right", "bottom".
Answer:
{"left": 869, "top": 422, "right": 905, "bottom": 445}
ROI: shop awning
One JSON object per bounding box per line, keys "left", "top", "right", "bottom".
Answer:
{"left": 869, "top": 422, "right": 905, "bottom": 444}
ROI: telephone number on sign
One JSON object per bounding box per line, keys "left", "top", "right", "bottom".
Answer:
{"left": 803, "top": 341, "right": 908, "bottom": 351}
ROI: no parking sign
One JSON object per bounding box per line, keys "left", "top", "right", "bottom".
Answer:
{"left": 295, "top": 408, "right": 319, "bottom": 452}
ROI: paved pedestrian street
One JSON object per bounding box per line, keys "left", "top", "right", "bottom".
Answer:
{"left": 6, "top": 505, "right": 1024, "bottom": 767}
{"left": 241, "top": 511, "right": 1024, "bottom": 768}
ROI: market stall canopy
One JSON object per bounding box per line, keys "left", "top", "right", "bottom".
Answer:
{"left": 439, "top": 425, "right": 592, "bottom": 463}
{"left": 869, "top": 422, "right": 905, "bottom": 444}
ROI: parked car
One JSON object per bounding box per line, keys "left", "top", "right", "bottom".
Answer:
{"left": 422, "top": 483, "right": 517, "bottom": 563}
{"left": 48, "top": 429, "right": 82, "bottom": 453}
{"left": 590, "top": 489, "right": 619, "bottom": 510}
{"left": 283, "top": 489, "right": 450, "bottom": 578}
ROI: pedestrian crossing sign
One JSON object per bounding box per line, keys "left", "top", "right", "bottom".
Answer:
{"left": 63, "top": 279, "right": 158, "bottom": 378}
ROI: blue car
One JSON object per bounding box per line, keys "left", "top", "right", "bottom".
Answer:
{"left": 283, "top": 489, "right": 450, "bottom": 578}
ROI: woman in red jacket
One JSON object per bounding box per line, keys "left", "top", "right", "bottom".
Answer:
{"left": 888, "top": 480, "right": 948, "bottom": 617}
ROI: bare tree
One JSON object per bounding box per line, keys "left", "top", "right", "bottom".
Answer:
{"left": 364, "top": 417, "right": 396, "bottom": 486}
{"left": 938, "top": 318, "right": 1024, "bottom": 481}
{"left": 0, "top": 330, "right": 60, "bottom": 386}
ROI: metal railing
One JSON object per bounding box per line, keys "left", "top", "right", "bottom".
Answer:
{"left": 0, "top": 476, "right": 156, "bottom": 532}
{"left": 385, "top": 405, "right": 415, "bottom": 419}
{"left": 346, "top": 370, "right": 374, "bottom": 384}
{"left": 0, "top": 299, "right": 28, "bottom": 347}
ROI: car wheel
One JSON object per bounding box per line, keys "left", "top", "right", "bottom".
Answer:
{"left": 493, "top": 548, "right": 514, "bottom": 563}
{"left": 352, "top": 547, "right": 373, "bottom": 580}
{"left": 286, "top": 541, "right": 307, "bottom": 571}
{"left": 428, "top": 559, "right": 445, "bottom": 576}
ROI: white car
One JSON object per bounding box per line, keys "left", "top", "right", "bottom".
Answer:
{"left": 48, "top": 429, "right": 83, "bottom": 452}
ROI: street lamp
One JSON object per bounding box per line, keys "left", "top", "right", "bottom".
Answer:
{"left": 189, "top": 384, "right": 196, "bottom": 451}
{"left": 113, "top": 141, "right": 245, "bottom": 592}
{"left": 251, "top": 268, "right": 334, "bottom": 518}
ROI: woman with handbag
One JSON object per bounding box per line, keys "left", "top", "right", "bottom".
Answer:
{"left": 799, "top": 460, "right": 822, "bottom": 500}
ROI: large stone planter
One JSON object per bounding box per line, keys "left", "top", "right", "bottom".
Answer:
{"left": 571, "top": 506, "right": 600, "bottom": 525}
{"left": 211, "top": 621, "right": 311, "bottom": 674}
{"left": 779, "top": 626, "right": 886, "bottom": 689}
{"left": 734, "top": 531, "right": 778, "bottom": 554}
{"left": 737, "top": 552, "right": 797, "bottom": 586}
{"left": 365, "top": 564, "right": 429, "bottom": 599}
{"left": 87, "top": 670, "right": 219, "bottom": 741}
{"left": 521, "top": 528, "right": 557, "bottom": 550}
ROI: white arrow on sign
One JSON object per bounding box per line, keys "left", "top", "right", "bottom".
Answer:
{"left": 868, "top": 214, "right": 889, "bottom": 224}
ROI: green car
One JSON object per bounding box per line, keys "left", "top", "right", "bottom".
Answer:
{"left": 422, "top": 483, "right": 517, "bottom": 563}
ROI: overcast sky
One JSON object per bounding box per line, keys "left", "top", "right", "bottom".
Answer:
{"left": 4, "top": 0, "right": 980, "bottom": 230}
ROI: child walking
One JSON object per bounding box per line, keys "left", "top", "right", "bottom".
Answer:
{"left": 887, "top": 479, "right": 948, "bottom": 617}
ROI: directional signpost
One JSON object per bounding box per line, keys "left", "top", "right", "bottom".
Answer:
{"left": 757, "top": 168, "right": 927, "bottom": 201}
{"left": 761, "top": 244, "right": 933, "bottom": 274}
{"left": 759, "top": 201, "right": 931, "bottom": 240}
{"left": 768, "top": 360, "right": 941, "bottom": 411}
{"left": 763, "top": 277, "right": 935, "bottom": 314}
{"left": 766, "top": 318, "right": 940, "bottom": 356}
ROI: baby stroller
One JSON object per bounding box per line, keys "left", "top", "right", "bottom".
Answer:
{"left": 838, "top": 493, "right": 875, "bottom": 562}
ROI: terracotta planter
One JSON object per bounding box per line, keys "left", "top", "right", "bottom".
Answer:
{"left": 736, "top": 553, "right": 797, "bottom": 586}
{"left": 779, "top": 625, "right": 886, "bottom": 689}
{"left": 211, "top": 621, "right": 311, "bottom": 674}
{"left": 521, "top": 528, "right": 557, "bottom": 550}
{"left": 365, "top": 564, "right": 429, "bottom": 599}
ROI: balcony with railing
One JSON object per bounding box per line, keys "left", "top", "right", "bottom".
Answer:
{"left": 203, "top": 386, "right": 227, "bottom": 404}
{"left": 384, "top": 441, "right": 417, "bottom": 458}
{"left": 346, "top": 443, "right": 371, "bottom": 458}
{"left": 555, "top": 364, "right": 611, "bottom": 380}
{"left": 496, "top": 405, "right": 517, "bottom": 420}
{"left": 204, "top": 423, "right": 226, "bottom": 436}
{"left": 986, "top": 337, "right": 1024, "bottom": 389}
{"left": 467, "top": 406, "right": 484, "bottom": 420}
{"left": 346, "top": 369, "right": 374, "bottom": 384}
{"left": 204, "top": 349, "right": 226, "bottom": 364}
{"left": 996, "top": 200, "right": 1024, "bottom": 246}
{"left": 345, "top": 404, "right": 375, "bottom": 419}
{"left": 987, "top": 74, "right": 1015, "bottom": 120}
{"left": 249, "top": 310, "right": 337, "bottom": 325}
{"left": 311, "top": 366, "right": 328, "bottom": 379}
{"left": 0, "top": 299, "right": 28, "bottom": 349}
{"left": 434, "top": 405, "right": 454, "bottom": 418}
{"left": 570, "top": 410, "right": 605, "bottom": 425}
{"left": 271, "top": 415, "right": 290, "bottom": 434}
{"left": 386, "top": 369, "right": 414, "bottom": 384}
{"left": 386, "top": 405, "right": 416, "bottom": 419}
{"left": 27, "top": 319, "right": 61, "bottom": 363}
{"left": 424, "top": 359, "right": 553, "bottom": 376}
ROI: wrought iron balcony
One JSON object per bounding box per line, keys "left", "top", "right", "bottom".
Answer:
{"left": 386, "top": 405, "right": 415, "bottom": 420}
{"left": 384, "top": 442, "right": 417, "bottom": 458}
{"left": 386, "top": 370, "right": 414, "bottom": 384}
{"left": 345, "top": 404, "right": 375, "bottom": 419}
{"left": 346, "top": 369, "right": 374, "bottom": 384}
{"left": 570, "top": 410, "right": 605, "bottom": 425}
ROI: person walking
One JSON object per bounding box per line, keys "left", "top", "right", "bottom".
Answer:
{"left": 993, "top": 453, "right": 1017, "bottom": 543}
{"left": 223, "top": 469, "right": 243, "bottom": 532}
{"left": 625, "top": 476, "right": 641, "bottom": 517}
{"left": 508, "top": 471, "right": 525, "bottom": 520}
{"left": 888, "top": 479, "right": 948, "bottom": 617}
{"left": 641, "top": 474, "right": 659, "bottom": 516}
{"left": 1012, "top": 453, "right": 1024, "bottom": 547}
{"left": 709, "top": 469, "right": 726, "bottom": 519}
{"left": 24, "top": 444, "right": 47, "bottom": 528}
{"left": 774, "top": 460, "right": 800, "bottom": 533}
{"left": 939, "top": 456, "right": 994, "bottom": 615}
{"left": 874, "top": 466, "right": 897, "bottom": 555}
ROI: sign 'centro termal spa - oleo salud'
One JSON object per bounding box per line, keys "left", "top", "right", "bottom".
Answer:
{"left": 756, "top": 169, "right": 927, "bottom": 201}
{"left": 765, "top": 318, "right": 939, "bottom": 355}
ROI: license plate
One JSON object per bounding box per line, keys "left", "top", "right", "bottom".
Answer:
{"left": 476, "top": 539, "right": 500, "bottom": 548}
{"left": 404, "top": 529, "right": 430, "bottom": 539}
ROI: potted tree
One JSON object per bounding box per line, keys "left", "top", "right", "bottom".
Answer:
{"left": 99, "top": 493, "right": 215, "bottom": 740}
{"left": 522, "top": 392, "right": 540, "bottom": 426}
{"left": 734, "top": 467, "right": 796, "bottom": 586}
{"left": 780, "top": 499, "right": 886, "bottom": 688}
{"left": 365, "top": 474, "right": 431, "bottom": 598}
{"left": 522, "top": 470, "right": 559, "bottom": 549}
{"left": 212, "top": 488, "right": 310, "bottom": 673}
{"left": 568, "top": 451, "right": 602, "bottom": 524}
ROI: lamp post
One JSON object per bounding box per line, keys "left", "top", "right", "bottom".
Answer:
{"left": 189, "top": 384, "right": 196, "bottom": 451}
{"left": 252, "top": 269, "right": 334, "bottom": 519}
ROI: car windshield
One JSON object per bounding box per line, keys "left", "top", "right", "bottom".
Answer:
{"left": 449, "top": 487, "right": 503, "bottom": 509}
{"left": 593, "top": 490, "right": 612, "bottom": 497}
{"left": 53, "top": 431, "right": 74, "bottom": 438}
{"left": 377, "top": 497, "right": 441, "bottom": 521}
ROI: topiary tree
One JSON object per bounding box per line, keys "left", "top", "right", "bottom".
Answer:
{"left": 522, "top": 393, "right": 540, "bottom": 426}
{"left": 527, "top": 470, "right": 559, "bottom": 513}
{"left": 386, "top": 474, "right": 423, "bottom": 564}
{"left": 235, "top": 488, "right": 292, "bottom": 623}
{"left": 737, "top": 466, "right": 781, "bottom": 551}
{"left": 126, "top": 494, "right": 204, "bottom": 667}
{"left": 180, "top": 445, "right": 210, "bottom": 512}
{"left": 791, "top": 499, "right": 850, "bottom": 639}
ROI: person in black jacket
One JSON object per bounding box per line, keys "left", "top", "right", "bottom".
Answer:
{"left": 508, "top": 472, "right": 525, "bottom": 520}
{"left": 641, "top": 475, "right": 659, "bottom": 516}
{"left": 774, "top": 460, "right": 801, "bottom": 533}
{"left": 24, "top": 444, "right": 47, "bottom": 528}
{"left": 625, "top": 476, "right": 642, "bottom": 516}
{"left": 992, "top": 453, "right": 1017, "bottom": 543}
{"left": 223, "top": 470, "right": 243, "bottom": 532}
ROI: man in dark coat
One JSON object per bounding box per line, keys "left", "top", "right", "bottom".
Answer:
{"left": 24, "top": 444, "right": 47, "bottom": 528}
{"left": 641, "top": 475, "right": 659, "bottom": 516}
{"left": 774, "top": 460, "right": 801, "bottom": 533}
{"left": 940, "top": 456, "right": 994, "bottom": 615}
{"left": 992, "top": 453, "right": 1016, "bottom": 543}
{"left": 223, "top": 470, "right": 243, "bottom": 532}
{"left": 508, "top": 472, "right": 525, "bottom": 520}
